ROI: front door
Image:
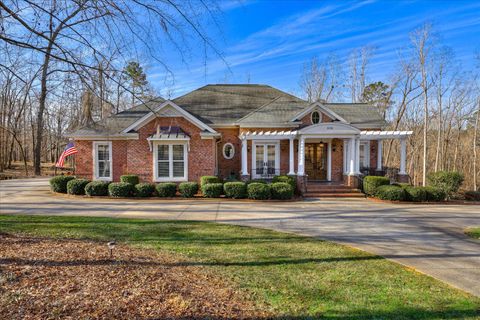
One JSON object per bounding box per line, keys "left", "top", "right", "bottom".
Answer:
{"left": 253, "top": 143, "right": 278, "bottom": 178}
{"left": 305, "top": 143, "right": 327, "bottom": 181}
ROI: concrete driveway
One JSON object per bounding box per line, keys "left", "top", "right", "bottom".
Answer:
{"left": 1, "top": 178, "right": 479, "bottom": 296}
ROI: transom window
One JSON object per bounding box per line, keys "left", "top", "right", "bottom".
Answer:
{"left": 93, "top": 141, "right": 112, "bottom": 180}
{"left": 311, "top": 111, "right": 321, "bottom": 124}
{"left": 223, "top": 143, "right": 235, "bottom": 159}
{"left": 154, "top": 142, "right": 188, "bottom": 181}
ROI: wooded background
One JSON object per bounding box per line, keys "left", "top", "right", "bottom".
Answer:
{"left": 1, "top": 1, "right": 478, "bottom": 190}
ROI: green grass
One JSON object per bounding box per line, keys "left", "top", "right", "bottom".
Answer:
{"left": 1, "top": 215, "right": 479, "bottom": 319}
{"left": 465, "top": 227, "right": 480, "bottom": 239}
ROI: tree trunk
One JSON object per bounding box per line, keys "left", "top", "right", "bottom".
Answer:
{"left": 473, "top": 99, "right": 479, "bottom": 190}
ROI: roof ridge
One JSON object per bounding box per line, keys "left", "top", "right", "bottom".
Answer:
{"left": 236, "top": 96, "right": 283, "bottom": 123}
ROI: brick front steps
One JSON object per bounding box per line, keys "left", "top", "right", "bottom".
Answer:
{"left": 304, "top": 182, "right": 364, "bottom": 198}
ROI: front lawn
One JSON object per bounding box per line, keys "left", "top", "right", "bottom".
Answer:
{"left": 0, "top": 215, "right": 478, "bottom": 319}
{"left": 465, "top": 227, "right": 480, "bottom": 239}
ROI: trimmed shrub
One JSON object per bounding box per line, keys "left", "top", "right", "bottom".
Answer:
{"left": 156, "top": 183, "right": 177, "bottom": 197}
{"left": 120, "top": 174, "right": 139, "bottom": 185}
{"left": 224, "top": 182, "right": 247, "bottom": 199}
{"left": 179, "top": 182, "right": 199, "bottom": 198}
{"left": 49, "top": 175, "right": 75, "bottom": 193}
{"left": 247, "top": 182, "right": 271, "bottom": 200}
{"left": 273, "top": 175, "right": 296, "bottom": 191}
{"left": 246, "top": 179, "right": 267, "bottom": 185}
{"left": 464, "top": 191, "right": 480, "bottom": 201}
{"left": 135, "top": 183, "right": 155, "bottom": 197}
{"left": 200, "top": 176, "right": 220, "bottom": 187}
{"left": 424, "top": 186, "right": 446, "bottom": 202}
{"left": 404, "top": 186, "right": 427, "bottom": 202}
{"left": 85, "top": 181, "right": 109, "bottom": 196}
{"left": 427, "top": 171, "right": 464, "bottom": 199}
{"left": 271, "top": 182, "right": 294, "bottom": 200}
{"left": 66, "top": 178, "right": 90, "bottom": 195}
{"left": 363, "top": 176, "right": 390, "bottom": 196}
{"left": 375, "top": 185, "right": 406, "bottom": 201}
{"left": 108, "top": 182, "right": 134, "bottom": 197}
{"left": 202, "top": 183, "right": 223, "bottom": 198}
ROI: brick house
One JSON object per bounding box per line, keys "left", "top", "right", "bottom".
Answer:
{"left": 70, "top": 84, "right": 411, "bottom": 194}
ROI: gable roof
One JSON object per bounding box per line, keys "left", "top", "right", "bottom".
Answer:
{"left": 325, "top": 103, "right": 385, "bottom": 129}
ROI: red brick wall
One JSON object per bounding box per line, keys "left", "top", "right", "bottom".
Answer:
{"left": 331, "top": 139, "right": 343, "bottom": 182}
{"left": 216, "top": 128, "right": 241, "bottom": 179}
{"left": 75, "top": 140, "right": 92, "bottom": 180}
{"left": 299, "top": 111, "right": 333, "bottom": 128}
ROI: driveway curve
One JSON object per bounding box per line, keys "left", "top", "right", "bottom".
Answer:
{"left": 1, "top": 178, "right": 479, "bottom": 296}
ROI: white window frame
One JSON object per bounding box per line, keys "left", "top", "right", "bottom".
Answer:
{"left": 93, "top": 141, "right": 113, "bottom": 181}
{"left": 359, "top": 141, "right": 370, "bottom": 168}
{"left": 251, "top": 140, "right": 280, "bottom": 179}
{"left": 153, "top": 141, "right": 188, "bottom": 182}
{"left": 222, "top": 142, "right": 235, "bottom": 159}
{"left": 311, "top": 111, "right": 322, "bottom": 124}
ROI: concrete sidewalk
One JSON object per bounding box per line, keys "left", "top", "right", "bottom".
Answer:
{"left": 1, "top": 178, "right": 479, "bottom": 296}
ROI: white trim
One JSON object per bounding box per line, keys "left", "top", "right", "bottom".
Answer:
{"left": 240, "top": 130, "right": 297, "bottom": 140}
{"left": 310, "top": 110, "right": 322, "bottom": 124}
{"left": 288, "top": 137, "right": 295, "bottom": 175}
{"left": 153, "top": 141, "right": 188, "bottom": 182}
{"left": 299, "top": 122, "right": 360, "bottom": 136}
{"left": 93, "top": 141, "right": 113, "bottom": 181}
{"left": 122, "top": 100, "right": 217, "bottom": 134}
{"left": 222, "top": 142, "right": 235, "bottom": 160}
{"left": 73, "top": 134, "right": 139, "bottom": 140}
{"left": 290, "top": 102, "right": 348, "bottom": 123}
{"left": 241, "top": 138, "right": 249, "bottom": 175}
{"left": 360, "top": 130, "right": 413, "bottom": 140}
{"left": 251, "top": 140, "right": 280, "bottom": 179}
{"left": 327, "top": 142, "right": 332, "bottom": 181}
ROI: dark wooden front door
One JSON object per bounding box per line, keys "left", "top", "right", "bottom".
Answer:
{"left": 305, "top": 143, "right": 327, "bottom": 181}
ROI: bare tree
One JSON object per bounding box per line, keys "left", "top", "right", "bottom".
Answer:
{"left": 300, "top": 54, "right": 343, "bottom": 102}
{"left": 348, "top": 46, "right": 374, "bottom": 103}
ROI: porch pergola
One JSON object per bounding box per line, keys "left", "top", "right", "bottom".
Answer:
{"left": 239, "top": 124, "right": 412, "bottom": 183}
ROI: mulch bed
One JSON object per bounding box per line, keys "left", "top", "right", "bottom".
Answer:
{"left": 0, "top": 234, "right": 269, "bottom": 319}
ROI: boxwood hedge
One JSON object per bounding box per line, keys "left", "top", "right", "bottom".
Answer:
{"left": 49, "top": 175, "right": 75, "bottom": 193}
{"left": 156, "top": 183, "right": 177, "bottom": 197}
{"left": 424, "top": 186, "right": 446, "bottom": 202}
{"left": 375, "top": 185, "right": 406, "bottom": 201}
{"left": 200, "top": 176, "right": 220, "bottom": 187}
{"left": 404, "top": 186, "right": 427, "bottom": 202}
{"left": 271, "top": 182, "right": 293, "bottom": 200}
{"left": 363, "top": 176, "right": 390, "bottom": 196}
{"left": 273, "top": 175, "right": 296, "bottom": 191}
{"left": 135, "top": 183, "right": 155, "bottom": 197}
{"left": 108, "top": 182, "right": 134, "bottom": 197}
{"left": 179, "top": 182, "right": 199, "bottom": 198}
{"left": 224, "top": 182, "right": 247, "bottom": 199}
{"left": 85, "top": 181, "right": 109, "bottom": 196}
{"left": 66, "top": 178, "right": 90, "bottom": 195}
{"left": 427, "top": 171, "right": 464, "bottom": 199}
{"left": 465, "top": 190, "right": 480, "bottom": 201}
{"left": 202, "top": 183, "right": 223, "bottom": 198}
{"left": 247, "top": 182, "right": 271, "bottom": 200}
{"left": 120, "top": 174, "right": 139, "bottom": 185}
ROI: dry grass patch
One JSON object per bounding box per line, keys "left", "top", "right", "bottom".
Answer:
{"left": 0, "top": 234, "right": 268, "bottom": 319}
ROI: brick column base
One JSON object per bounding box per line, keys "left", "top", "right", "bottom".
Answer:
{"left": 396, "top": 174, "right": 410, "bottom": 184}
{"left": 296, "top": 175, "right": 307, "bottom": 196}
{"left": 344, "top": 175, "right": 360, "bottom": 188}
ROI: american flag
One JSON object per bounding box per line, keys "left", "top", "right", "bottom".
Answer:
{"left": 55, "top": 141, "right": 78, "bottom": 168}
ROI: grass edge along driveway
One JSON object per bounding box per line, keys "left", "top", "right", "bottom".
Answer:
{"left": 465, "top": 227, "right": 480, "bottom": 240}
{"left": 0, "top": 215, "right": 479, "bottom": 319}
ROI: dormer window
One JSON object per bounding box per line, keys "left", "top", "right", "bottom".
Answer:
{"left": 311, "top": 111, "right": 321, "bottom": 124}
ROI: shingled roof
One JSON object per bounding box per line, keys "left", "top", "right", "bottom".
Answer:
{"left": 69, "top": 84, "right": 385, "bottom": 137}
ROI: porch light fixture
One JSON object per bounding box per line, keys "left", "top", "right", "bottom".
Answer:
{"left": 107, "top": 240, "right": 116, "bottom": 258}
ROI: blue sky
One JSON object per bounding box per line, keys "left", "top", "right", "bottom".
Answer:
{"left": 148, "top": 0, "right": 480, "bottom": 99}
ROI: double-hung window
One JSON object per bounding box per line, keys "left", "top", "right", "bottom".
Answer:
{"left": 93, "top": 141, "right": 112, "bottom": 180}
{"left": 154, "top": 142, "right": 188, "bottom": 181}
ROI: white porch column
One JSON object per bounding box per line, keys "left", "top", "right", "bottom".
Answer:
{"left": 355, "top": 137, "right": 361, "bottom": 174}
{"left": 377, "top": 139, "right": 383, "bottom": 171}
{"left": 327, "top": 141, "right": 332, "bottom": 181}
{"left": 297, "top": 137, "right": 305, "bottom": 175}
{"left": 241, "top": 138, "right": 249, "bottom": 176}
{"left": 399, "top": 138, "right": 407, "bottom": 174}
{"left": 343, "top": 139, "right": 348, "bottom": 174}
{"left": 348, "top": 137, "right": 356, "bottom": 175}
{"left": 288, "top": 137, "right": 295, "bottom": 175}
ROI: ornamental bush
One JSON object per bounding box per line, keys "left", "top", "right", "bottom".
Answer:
{"left": 49, "top": 175, "right": 75, "bottom": 193}
{"left": 202, "top": 183, "right": 223, "bottom": 198}
{"left": 464, "top": 190, "right": 480, "bottom": 201}
{"left": 179, "top": 182, "right": 199, "bottom": 198}
{"left": 200, "top": 176, "right": 220, "bottom": 187}
{"left": 85, "top": 181, "right": 109, "bottom": 196}
{"left": 120, "top": 174, "right": 139, "bottom": 185}
{"left": 271, "top": 182, "right": 294, "bottom": 200}
{"left": 247, "top": 182, "right": 271, "bottom": 200}
{"left": 427, "top": 171, "right": 464, "bottom": 199}
{"left": 156, "top": 183, "right": 177, "bottom": 197}
{"left": 273, "top": 175, "right": 296, "bottom": 191}
{"left": 66, "top": 178, "right": 90, "bottom": 195}
{"left": 363, "top": 176, "right": 390, "bottom": 196}
{"left": 375, "top": 185, "right": 406, "bottom": 201}
{"left": 108, "top": 182, "right": 134, "bottom": 197}
{"left": 424, "top": 186, "right": 446, "bottom": 202}
{"left": 246, "top": 179, "right": 267, "bottom": 185}
{"left": 404, "top": 186, "right": 427, "bottom": 202}
{"left": 224, "top": 182, "right": 247, "bottom": 199}
{"left": 135, "top": 183, "right": 155, "bottom": 197}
